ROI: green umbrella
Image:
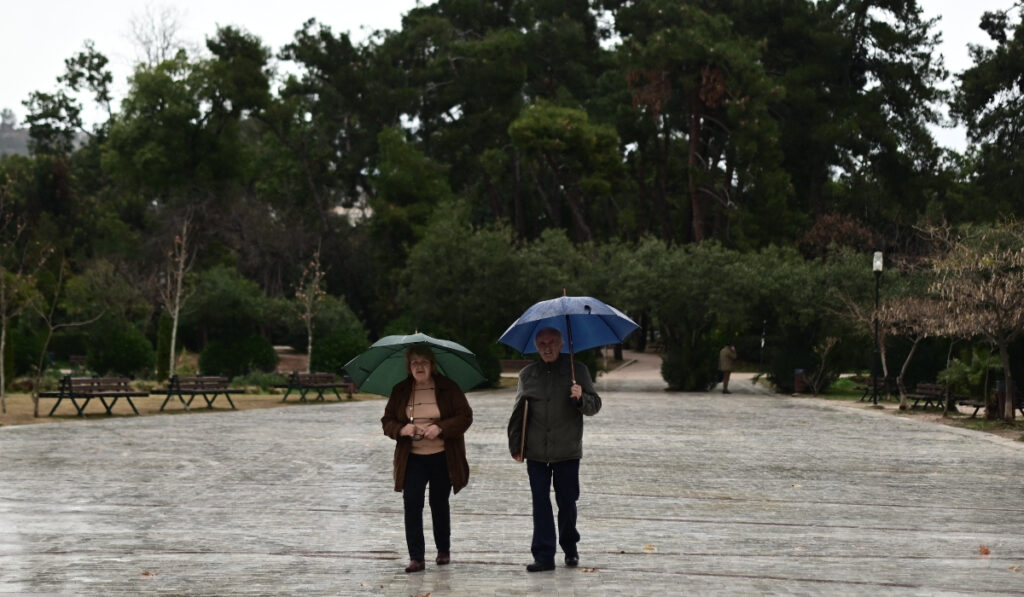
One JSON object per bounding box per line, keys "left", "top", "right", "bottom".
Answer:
{"left": 342, "top": 332, "right": 486, "bottom": 396}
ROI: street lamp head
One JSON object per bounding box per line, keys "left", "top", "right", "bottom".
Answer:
{"left": 872, "top": 251, "right": 883, "bottom": 273}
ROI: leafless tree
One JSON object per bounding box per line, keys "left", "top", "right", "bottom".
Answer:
{"left": 831, "top": 289, "right": 892, "bottom": 398}
{"left": 157, "top": 214, "right": 197, "bottom": 378}
{"left": 295, "top": 249, "right": 326, "bottom": 373}
{"left": 126, "top": 3, "right": 198, "bottom": 66}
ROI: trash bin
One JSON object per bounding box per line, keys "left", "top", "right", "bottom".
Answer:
{"left": 794, "top": 368, "right": 808, "bottom": 393}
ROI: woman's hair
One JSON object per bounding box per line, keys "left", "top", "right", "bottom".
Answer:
{"left": 404, "top": 344, "right": 437, "bottom": 375}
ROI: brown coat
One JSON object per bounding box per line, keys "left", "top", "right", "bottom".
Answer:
{"left": 380, "top": 373, "right": 473, "bottom": 493}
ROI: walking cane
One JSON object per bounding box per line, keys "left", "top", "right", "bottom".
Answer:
{"left": 519, "top": 400, "right": 528, "bottom": 460}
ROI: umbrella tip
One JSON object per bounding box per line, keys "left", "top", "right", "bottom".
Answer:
{"left": 562, "top": 288, "right": 567, "bottom": 296}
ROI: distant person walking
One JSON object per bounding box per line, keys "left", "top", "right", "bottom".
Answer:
{"left": 719, "top": 344, "right": 738, "bottom": 394}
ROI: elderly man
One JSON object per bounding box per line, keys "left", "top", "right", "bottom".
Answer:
{"left": 507, "top": 327, "right": 601, "bottom": 572}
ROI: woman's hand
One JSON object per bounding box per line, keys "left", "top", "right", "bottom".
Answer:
{"left": 399, "top": 423, "right": 417, "bottom": 437}
{"left": 422, "top": 424, "right": 442, "bottom": 440}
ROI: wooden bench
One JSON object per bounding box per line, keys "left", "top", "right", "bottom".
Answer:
{"left": 275, "top": 371, "right": 353, "bottom": 402}
{"left": 904, "top": 382, "right": 947, "bottom": 409}
{"left": 855, "top": 376, "right": 893, "bottom": 402}
{"left": 157, "top": 375, "right": 243, "bottom": 411}
{"left": 958, "top": 388, "right": 1024, "bottom": 418}
{"left": 35, "top": 376, "right": 148, "bottom": 417}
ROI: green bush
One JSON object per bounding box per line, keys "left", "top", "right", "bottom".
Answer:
{"left": 310, "top": 328, "right": 370, "bottom": 374}
{"left": 87, "top": 320, "right": 156, "bottom": 377}
{"left": 232, "top": 371, "right": 285, "bottom": 392}
{"left": 156, "top": 312, "right": 172, "bottom": 381}
{"left": 662, "top": 345, "right": 716, "bottom": 391}
{"left": 199, "top": 334, "right": 277, "bottom": 377}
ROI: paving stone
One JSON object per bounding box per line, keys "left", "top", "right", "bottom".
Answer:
{"left": 1, "top": 372, "right": 1023, "bottom": 596}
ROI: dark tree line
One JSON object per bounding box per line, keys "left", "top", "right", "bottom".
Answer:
{"left": 1, "top": 0, "right": 1022, "bottom": 392}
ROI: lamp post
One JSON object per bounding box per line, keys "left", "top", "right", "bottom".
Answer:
{"left": 871, "top": 251, "right": 884, "bottom": 405}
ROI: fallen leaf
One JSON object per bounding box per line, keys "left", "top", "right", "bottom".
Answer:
{"left": 792, "top": 484, "right": 803, "bottom": 488}
{"left": 1009, "top": 565, "right": 1020, "bottom": 573}
{"left": 581, "top": 567, "right": 597, "bottom": 573}
{"left": 979, "top": 545, "right": 991, "bottom": 556}
{"left": 642, "top": 544, "right": 657, "bottom": 553}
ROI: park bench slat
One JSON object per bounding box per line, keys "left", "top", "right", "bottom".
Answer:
{"left": 274, "top": 371, "right": 354, "bottom": 403}
{"left": 33, "top": 375, "right": 146, "bottom": 417}
{"left": 157, "top": 375, "right": 243, "bottom": 411}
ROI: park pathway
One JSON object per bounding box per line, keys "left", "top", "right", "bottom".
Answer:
{"left": 1, "top": 355, "right": 1023, "bottom": 595}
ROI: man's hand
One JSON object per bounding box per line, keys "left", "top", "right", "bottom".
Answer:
{"left": 512, "top": 453, "right": 523, "bottom": 462}
{"left": 570, "top": 383, "right": 583, "bottom": 400}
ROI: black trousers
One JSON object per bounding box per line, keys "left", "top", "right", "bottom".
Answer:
{"left": 526, "top": 459, "right": 581, "bottom": 564}
{"left": 403, "top": 451, "right": 452, "bottom": 561}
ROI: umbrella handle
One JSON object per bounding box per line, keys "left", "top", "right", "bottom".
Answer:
{"left": 565, "top": 314, "right": 577, "bottom": 385}
{"left": 519, "top": 400, "right": 528, "bottom": 460}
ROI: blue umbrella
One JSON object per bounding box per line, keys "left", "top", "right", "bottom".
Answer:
{"left": 498, "top": 295, "right": 639, "bottom": 376}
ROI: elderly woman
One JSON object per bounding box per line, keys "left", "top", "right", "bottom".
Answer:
{"left": 381, "top": 344, "right": 473, "bottom": 573}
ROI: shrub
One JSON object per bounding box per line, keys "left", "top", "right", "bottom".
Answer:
{"left": 199, "top": 334, "right": 277, "bottom": 377}
{"left": 87, "top": 320, "right": 156, "bottom": 377}
{"left": 662, "top": 345, "right": 716, "bottom": 391}
{"left": 310, "top": 328, "right": 370, "bottom": 374}
{"left": 156, "top": 312, "right": 172, "bottom": 381}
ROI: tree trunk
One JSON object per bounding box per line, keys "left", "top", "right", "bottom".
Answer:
{"left": 305, "top": 319, "right": 314, "bottom": 374}
{"left": 998, "top": 341, "right": 1015, "bottom": 422}
{"left": 896, "top": 337, "right": 920, "bottom": 411}
{"left": 0, "top": 311, "right": 6, "bottom": 415}
{"left": 688, "top": 91, "right": 706, "bottom": 242}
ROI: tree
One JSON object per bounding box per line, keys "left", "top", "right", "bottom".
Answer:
{"left": 157, "top": 213, "right": 197, "bottom": 378}
{"left": 608, "top": 0, "right": 787, "bottom": 244}
{"left": 877, "top": 296, "right": 945, "bottom": 410}
{"left": 128, "top": 3, "right": 197, "bottom": 67}
{"left": 295, "top": 249, "right": 326, "bottom": 373}
{"left": 508, "top": 101, "right": 623, "bottom": 242}
{"left": 929, "top": 224, "right": 1024, "bottom": 421}
{"left": 22, "top": 40, "right": 115, "bottom": 154}
{"left": 951, "top": 3, "right": 1024, "bottom": 219}
{"left": 28, "top": 261, "right": 102, "bottom": 416}
{"left": 0, "top": 174, "right": 50, "bottom": 413}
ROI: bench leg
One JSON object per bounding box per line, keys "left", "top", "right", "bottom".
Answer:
{"left": 331, "top": 388, "right": 343, "bottom": 402}
{"left": 73, "top": 398, "right": 88, "bottom": 416}
{"left": 280, "top": 388, "right": 294, "bottom": 403}
{"left": 223, "top": 393, "right": 237, "bottom": 410}
{"left": 47, "top": 397, "right": 65, "bottom": 416}
{"left": 99, "top": 397, "right": 114, "bottom": 415}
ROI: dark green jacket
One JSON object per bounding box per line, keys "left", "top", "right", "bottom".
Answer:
{"left": 507, "top": 355, "right": 600, "bottom": 462}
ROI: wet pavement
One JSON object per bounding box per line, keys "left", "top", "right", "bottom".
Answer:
{"left": 2, "top": 357, "right": 1024, "bottom": 596}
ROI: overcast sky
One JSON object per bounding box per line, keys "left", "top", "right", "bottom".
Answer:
{"left": 0, "top": 1, "right": 1015, "bottom": 151}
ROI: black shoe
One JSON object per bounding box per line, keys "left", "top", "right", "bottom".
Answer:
{"left": 565, "top": 554, "right": 579, "bottom": 567}
{"left": 526, "top": 560, "right": 555, "bottom": 572}
{"left": 404, "top": 560, "right": 425, "bottom": 573}
{"left": 722, "top": 389, "right": 732, "bottom": 394}
{"left": 435, "top": 552, "right": 450, "bottom": 565}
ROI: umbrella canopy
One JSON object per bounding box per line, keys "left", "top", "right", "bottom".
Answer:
{"left": 498, "top": 295, "right": 639, "bottom": 355}
{"left": 343, "top": 332, "right": 486, "bottom": 396}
